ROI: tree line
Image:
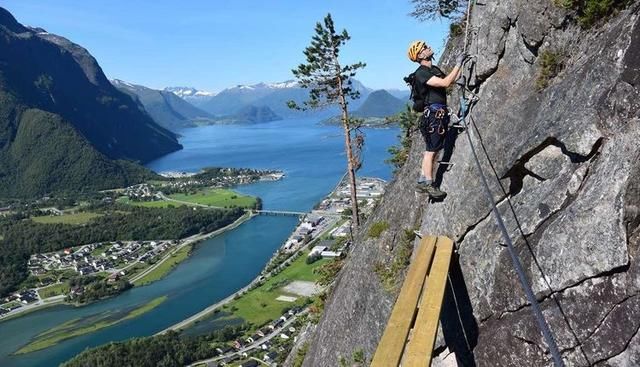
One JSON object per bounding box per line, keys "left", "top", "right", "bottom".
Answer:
{"left": 62, "top": 327, "right": 246, "bottom": 367}
{"left": 0, "top": 205, "right": 244, "bottom": 296}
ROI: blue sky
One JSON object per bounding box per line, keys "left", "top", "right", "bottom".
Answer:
{"left": 2, "top": 0, "right": 451, "bottom": 92}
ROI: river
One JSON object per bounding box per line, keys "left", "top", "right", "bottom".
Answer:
{"left": 0, "top": 118, "right": 399, "bottom": 366}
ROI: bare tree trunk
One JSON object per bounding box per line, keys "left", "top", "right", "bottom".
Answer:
{"left": 337, "top": 78, "right": 360, "bottom": 227}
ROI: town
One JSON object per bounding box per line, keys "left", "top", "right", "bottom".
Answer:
{"left": 0, "top": 176, "right": 388, "bottom": 367}
{"left": 175, "top": 177, "right": 388, "bottom": 366}
{"left": 0, "top": 240, "right": 178, "bottom": 317}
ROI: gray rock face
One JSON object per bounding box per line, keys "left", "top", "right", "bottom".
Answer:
{"left": 302, "top": 1, "right": 640, "bottom": 366}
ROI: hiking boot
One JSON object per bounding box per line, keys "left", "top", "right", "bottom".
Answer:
{"left": 416, "top": 182, "right": 446, "bottom": 198}
{"left": 415, "top": 181, "right": 431, "bottom": 193}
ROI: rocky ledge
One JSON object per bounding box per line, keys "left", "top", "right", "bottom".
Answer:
{"left": 300, "top": 1, "right": 640, "bottom": 366}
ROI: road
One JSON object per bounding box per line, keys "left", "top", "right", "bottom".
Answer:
{"left": 0, "top": 213, "right": 254, "bottom": 323}
{"left": 160, "top": 214, "right": 338, "bottom": 333}
{"left": 0, "top": 295, "right": 65, "bottom": 321}
{"left": 187, "top": 310, "right": 307, "bottom": 367}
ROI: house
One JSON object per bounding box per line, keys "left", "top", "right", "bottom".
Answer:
{"left": 307, "top": 216, "right": 324, "bottom": 226}
{"left": 264, "top": 351, "right": 278, "bottom": 362}
{"left": 107, "top": 272, "right": 121, "bottom": 283}
{"left": 280, "top": 333, "right": 290, "bottom": 340}
{"left": 245, "top": 336, "right": 254, "bottom": 344}
{"left": 70, "top": 286, "right": 85, "bottom": 296}
{"left": 321, "top": 250, "right": 343, "bottom": 258}
{"left": 261, "top": 342, "right": 271, "bottom": 350}
{"left": 78, "top": 266, "right": 94, "bottom": 276}
{"left": 240, "top": 360, "right": 259, "bottom": 367}
{"left": 310, "top": 246, "right": 328, "bottom": 256}
{"left": 222, "top": 346, "right": 233, "bottom": 354}
{"left": 19, "top": 293, "right": 37, "bottom": 304}
{"left": 233, "top": 339, "right": 245, "bottom": 349}
{"left": 251, "top": 333, "right": 261, "bottom": 342}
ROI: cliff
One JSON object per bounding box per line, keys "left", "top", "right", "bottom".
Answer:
{"left": 301, "top": 1, "right": 640, "bottom": 366}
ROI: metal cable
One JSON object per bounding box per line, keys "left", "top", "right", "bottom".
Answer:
{"left": 456, "top": 1, "right": 565, "bottom": 365}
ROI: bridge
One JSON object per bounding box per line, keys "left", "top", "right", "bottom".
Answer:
{"left": 253, "top": 210, "right": 343, "bottom": 218}
{"left": 253, "top": 210, "right": 306, "bottom": 217}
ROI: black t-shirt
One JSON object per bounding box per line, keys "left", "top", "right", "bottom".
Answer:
{"left": 415, "top": 65, "right": 447, "bottom": 106}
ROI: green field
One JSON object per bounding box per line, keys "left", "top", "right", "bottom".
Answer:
{"left": 116, "top": 196, "right": 186, "bottom": 208}
{"left": 169, "top": 189, "right": 256, "bottom": 208}
{"left": 31, "top": 212, "right": 103, "bottom": 225}
{"left": 38, "top": 283, "right": 70, "bottom": 299}
{"left": 226, "top": 251, "right": 328, "bottom": 326}
{"left": 133, "top": 245, "right": 192, "bottom": 286}
{"left": 15, "top": 296, "right": 167, "bottom": 354}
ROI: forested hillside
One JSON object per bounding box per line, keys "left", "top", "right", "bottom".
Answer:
{"left": 0, "top": 7, "right": 182, "bottom": 197}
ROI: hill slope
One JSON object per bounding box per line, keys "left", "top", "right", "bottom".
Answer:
{"left": 113, "top": 79, "right": 214, "bottom": 131}
{"left": 353, "top": 89, "right": 406, "bottom": 118}
{"left": 0, "top": 7, "right": 179, "bottom": 197}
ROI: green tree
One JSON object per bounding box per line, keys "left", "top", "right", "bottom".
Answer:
{"left": 289, "top": 13, "right": 365, "bottom": 227}
{"left": 409, "top": 0, "right": 468, "bottom": 20}
{"left": 385, "top": 105, "right": 420, "bottom": 172}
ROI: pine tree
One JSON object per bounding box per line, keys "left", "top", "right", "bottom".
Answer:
{"left": 289, "top": 13, "right": 366, "bottom": 227}
{"left": 409, "top": 0, "right": 467, "bottom": 20}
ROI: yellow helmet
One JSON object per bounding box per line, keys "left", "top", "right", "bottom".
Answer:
{"left": 408, "top": 40, "right": 426, "bottom": 62}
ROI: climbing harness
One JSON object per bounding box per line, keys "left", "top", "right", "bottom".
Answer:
{"left": 422, "top": 104, "right": 449, "bottom": 135}
{"left": 455, "top": 1, "right": 566, "bottom": 366}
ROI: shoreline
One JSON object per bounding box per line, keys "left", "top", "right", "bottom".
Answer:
{"left": 158, "top": 212, "right": 302, "bottom": 333}
{"left": 0, "top": 212, "right": 256, "bottom": 324}
{"left": 159, "top": 181, "right": 352, "bottom": 334}
{"left": 130, "top": 211, "right": 255, "bottom": 285}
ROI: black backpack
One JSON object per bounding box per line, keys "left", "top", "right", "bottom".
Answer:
{"left": 404, "top": 71, "right": 427, "bottom": 113}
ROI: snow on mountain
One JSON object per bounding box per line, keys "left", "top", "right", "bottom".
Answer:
{"left": 268, "top": 80, "right": 299, "bottom": 89}
{"left": 165, "top": 86, "right": 216, "bottom": 98}
{"left": 222, "top": 80, "right": 299, "bottom": 92}
{"left": 112, "top": 79, "right": 138, "bottom": 89}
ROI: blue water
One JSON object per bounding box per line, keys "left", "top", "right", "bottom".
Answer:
{"left": 0, "top": 118, "right": 398, "bottom": 366}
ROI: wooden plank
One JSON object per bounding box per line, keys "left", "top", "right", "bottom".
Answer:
{"left": 370, "top": 236, "right": 438, "bottom": 367}
{"left": 403, "top": 236, "right": 454, "bottom": 367}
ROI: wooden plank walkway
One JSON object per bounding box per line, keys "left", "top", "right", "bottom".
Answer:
{"left": 370, "top": 236, "right": 454, "bottom": 367}
{"left": 404, "top": 238, "right": 454, "bottom": 366}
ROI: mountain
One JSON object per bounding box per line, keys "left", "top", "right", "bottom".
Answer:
{"left": 201, "top": 105, "right": 282, "bottom": 125}
{"left": 164, "top": 86, "right": 216, "bottom": 107}
{"left": 233, "top": 105, "right": 281, "bottom": 123}
{"left": 385, "top": 88, "right": 411, "bottom": 100}
{"left": 197, "top": 83, "right": 278, "bottom": 116}
{"left": 113, "top": 80, "right": 214, "bottom": 131}
{"left": 353, "top": 89, "right": 406, "bottom": 118}
{"left": 197, "top": 80, "right": 373, "bottom": 119}
{"left": 302, "top": 2, "right": 640, "bottom": 366}
{"left": 0, "top": 7, "right": 180, "bottom": 197}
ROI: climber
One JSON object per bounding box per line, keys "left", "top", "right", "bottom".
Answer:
{"left": 407, "top": 40, "right": 466, "bottom": 199}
